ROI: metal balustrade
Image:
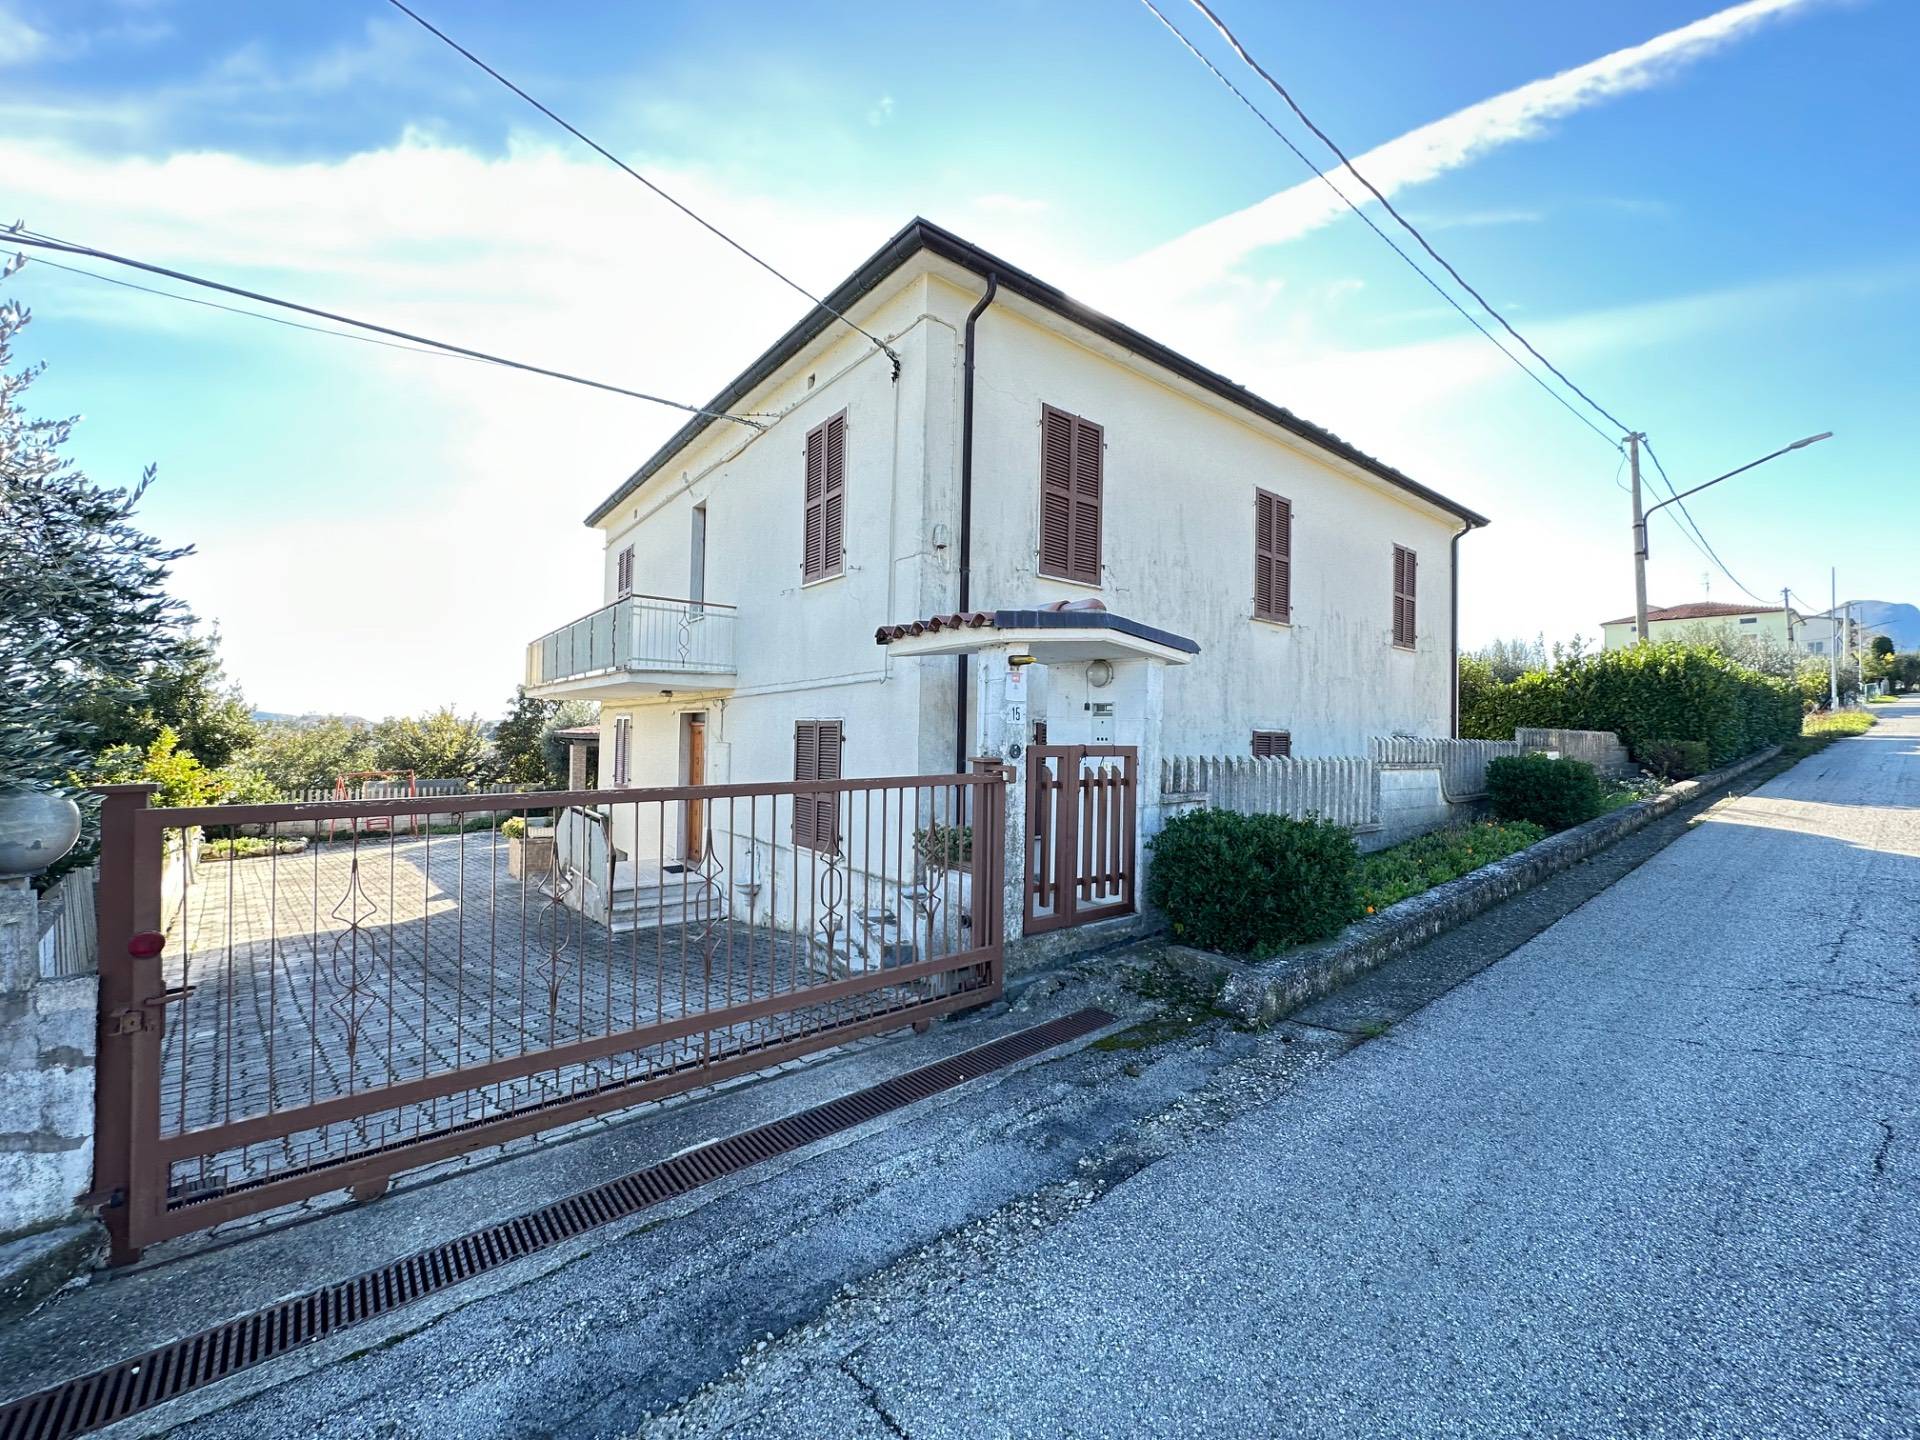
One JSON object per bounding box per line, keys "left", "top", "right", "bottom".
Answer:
{"left": 525, "top": 594, "right": 736, "bottom": 688}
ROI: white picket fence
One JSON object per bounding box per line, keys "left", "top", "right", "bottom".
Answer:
{"left": 279, "top": 779, "right": 527, "bottom": 803}
{"left": 1160, "top": 754, "right": 1382, "bottom": 830}
{"left": 36, "top": 865, "right": 98, "bottom": 979}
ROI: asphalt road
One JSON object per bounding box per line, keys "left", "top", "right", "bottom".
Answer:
{"left": 88, "top": 708, "right": 1914, "bottom": 1438}
{"left": 652, "top": 707, "right": 1919, "bottom": 1439}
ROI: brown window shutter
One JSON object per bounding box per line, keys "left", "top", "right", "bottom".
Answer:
{"left": 1393, "top": 545, "right": 1418, "bottom": 647}
{"left": 1251, "top": 730, "right": 1291, "bottom": 758}
{"left": 1039, "top": 405, "right": 1075, "bottom": 579}
{"left": 1254, "top": 489, "right": 1291, "bottom": 622}
{"left": 792, "top": 720, "right": 843, "bottom": 850}
{"left": 612, "top": 716, "right": 630, "bottom": 786}
{"left": 616, "top": 546, "right": 634, "bottom": 597}
{"left": 803, "top": 414, "right": 846, "bottom": 583}
{"left": 792, "top": 720, "right": 818, "bottom": 847}
{"left": 1069, "top": 413, "right": 1102, "bottom": 585}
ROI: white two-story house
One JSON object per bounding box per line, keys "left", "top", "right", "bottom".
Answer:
{"left": 524, "top": 218, "right": 1488, "bottom": 876}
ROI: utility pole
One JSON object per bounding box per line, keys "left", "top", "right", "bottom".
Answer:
{"left": 1782, "top": 586, "right": 1794, "bottom": 649}
{"left": 1629, "top": 432, "right": 1650, "bottom": 643}
{"left": 1829, "top": 567, "right": 1840, "bottom": 710}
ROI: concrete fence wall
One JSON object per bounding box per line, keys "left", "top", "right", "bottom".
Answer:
{"left": 1368, "top": 736, "right": 1522, "bottom": 801}
{"left": 1515, "top": 728, "right": 1635, "bottom": 778}
{"left": 1161, "top": 731, "right": 1631, "bottom": 854}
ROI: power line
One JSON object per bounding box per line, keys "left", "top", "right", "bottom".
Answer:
{"left": 18, "top": 253, "right": 489, "bottom": 366}
{"left": 1182, "top": 0, "right": 1634, "bottom": 439}
{"left": 1135, "top": 0, "right": 1622, "bottom": 456}
{"left": 3, "top": 229, "right": 765, "bottom": 427}
{"left": 384, "top": 0, "right": 903, "bottom": 378}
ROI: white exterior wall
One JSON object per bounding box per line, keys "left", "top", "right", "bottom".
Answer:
{"left": 590, "top": 280, "right": 956, "bottom": 864}
{"left": 1600, "top": 610, "right": 1799, "bottom": 651}
{"left": 572, "top": 256, "right": 1475, "bottom": 846}
{"left": 944, "top": 278, "right": 1462, "bottom": 757}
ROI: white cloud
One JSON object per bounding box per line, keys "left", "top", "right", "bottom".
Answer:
{"left": 1125, "top": 0, "right": 1826, "bottom": 290}
{"left": 866, "top": 94, "right": 895, "bottom": 126}
{"left": 0, "top": 2, "right": 49, "bottom": 65}
{"left": 1, "top": 129, "right": 901, "bottom": 717}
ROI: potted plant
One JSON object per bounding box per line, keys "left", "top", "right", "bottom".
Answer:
{"left": 503, "top": 815, "right": 556, "bottom": 880}
{"left": 0, "top": 784, "right": 83, "bottom": 879}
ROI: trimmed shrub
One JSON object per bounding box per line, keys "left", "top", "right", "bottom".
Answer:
{"left": 1147, "top": 808, "right": 1358, "bottom": 957}
{"left": 1486, "top": 754, "right": 1602, "bottom": 831}
{"left": 500, "top": 816, "right": 527, "bottom": 839}
{"left": 1635, "top": 738, "right": 1710, "bottom": 781}
{"left": 1462, "top": 642, "right": 1802, "bottom": 764}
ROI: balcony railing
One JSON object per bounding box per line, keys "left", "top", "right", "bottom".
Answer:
{"left": 525, "top": 593, "right": 737, "bottom": 689}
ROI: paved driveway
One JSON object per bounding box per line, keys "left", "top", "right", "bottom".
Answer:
{"left": 668, "top": 706, "right": 1919, "bottom": 1438}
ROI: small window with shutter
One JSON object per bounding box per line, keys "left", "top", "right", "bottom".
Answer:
{"left": 1254, "top": 489, "right": 1291, "bottom": 623}
{"left": 792, "top": 719, "right": 843, "bottom": 851}
{"left": 1392, "top": 545, "right": 1418, "bottom": 648}
{"left": 612, "top": 716, "right": 631, "bottom": 786}
{"left": 803, "top": 412, "right": 847, "bottom": 583}
{"left": 615, "top": 545, "right": 635, "bottom": 598}
{"left": 1039, "top": 404, "right": 1102, "bottom": 586}
{"left": 1251, "top": 730, "right": 1291, "bottom": 758}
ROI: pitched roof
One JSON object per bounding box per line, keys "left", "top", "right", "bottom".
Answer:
{"left": 1600, "top": 601, "right": 1786, "bottom": 627}
{"left": 585, "top": 218, "right": 1490, "bottom": 530}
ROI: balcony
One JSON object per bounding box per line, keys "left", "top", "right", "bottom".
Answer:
{"left": 524, "top": 594, "right": 737, "bottom": 700}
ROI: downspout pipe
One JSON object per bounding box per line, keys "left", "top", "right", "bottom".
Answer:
{"left": 1450, "top": 518, "right": 1484, "bottom": 737}
{"left": 955, "top": 272, "right": 998, "bottom": 773}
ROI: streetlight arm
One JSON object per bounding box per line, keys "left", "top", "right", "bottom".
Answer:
{"left": 1642, "top": 433, "right": 1833, "bottom": 519}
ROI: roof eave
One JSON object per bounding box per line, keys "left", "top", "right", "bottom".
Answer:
{"left": 585, "top": 218, "right": 1491, "bottom": 531}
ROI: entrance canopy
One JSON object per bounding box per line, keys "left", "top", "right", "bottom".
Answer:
{"left": 874, "top": 599, "right": 1198, "bottom": 666}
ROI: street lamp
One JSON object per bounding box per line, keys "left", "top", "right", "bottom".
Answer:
{"left": 1628, "top": 431, "right": 1833, "bottom": 642}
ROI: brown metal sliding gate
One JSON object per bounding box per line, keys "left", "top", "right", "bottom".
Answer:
{"left": 91, "top": 771, "right": 1004, "bottom": 1264}
{"left": 1024, "top": 744, "right": 1138, "bottom": 935}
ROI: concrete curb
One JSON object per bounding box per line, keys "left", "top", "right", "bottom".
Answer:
{"left": 0, "top": 1222, "right": 105, "bottom": 1324}
{"left": 1166, "top": 745, "right": 1784, "bottom": 1026}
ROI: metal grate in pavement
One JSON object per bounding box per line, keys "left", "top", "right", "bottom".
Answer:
{"left": 0, "top": 1007, "right": 1114, "bottom": 1440}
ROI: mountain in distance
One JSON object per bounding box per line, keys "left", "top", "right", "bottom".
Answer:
{"left": 1850, "top": 601, "right": 1920, "bottom": 651}
{"left": 251, "top": 710, "right": 375, "bottom": 729}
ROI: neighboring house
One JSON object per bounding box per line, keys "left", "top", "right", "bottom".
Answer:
{"left": 1599, "top": 601, "right": 1811, "bottom": 653}
{"left": 524, "top": 218, "right": 1487, "bottom": 874}
{"left": 1795, "top": 606, "right": 1866, "bottom": 659}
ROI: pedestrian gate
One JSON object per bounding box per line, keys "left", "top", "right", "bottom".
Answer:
{"left": 1023, "top": 744, "right": 1138, "bottom": 935}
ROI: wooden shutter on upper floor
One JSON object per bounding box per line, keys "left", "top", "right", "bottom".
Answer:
{"left": 1393, "top": 545, "right": 1418, "bottom": 648}
{"left": 1251, "top": 730, "right": 1291, "bottom": 758}
{"left": 616, "top": 546, "right": 635, "bottom": 597}
{"left": 1254, "top": 489, "right": 1291, "bottom": 622}
{"left": 1040, "top": 404, "right": 1102, "bottom": 586}
{"left": 792, "top": 719, "right": 843, "bottom": 850}
{"left": 803, "top": 413, "right": 846, "bottom": 583}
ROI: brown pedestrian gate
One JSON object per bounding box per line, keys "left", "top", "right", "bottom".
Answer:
{"left": 90, "top": 771, "right": 1005, "bottom": 1264}
{"left": 1024, "top": 744, "right": 1138, "bottom": 935}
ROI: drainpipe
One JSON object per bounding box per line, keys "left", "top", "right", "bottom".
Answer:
{"left": 1449, "top": 519, "right": 1479, "bottom": 738}
{"left": 955, "top": 273, "right": 998, "bottom": 773}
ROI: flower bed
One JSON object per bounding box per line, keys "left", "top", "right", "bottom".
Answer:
{"left": 1352, "top": 820, "right": 1547, "bottom": 915}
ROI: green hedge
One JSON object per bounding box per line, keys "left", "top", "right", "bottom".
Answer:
{"left": 1635, "top": 738, "right": 1709, "bottom": 780}
{"left": 1146, "top": 809, "right": 1357, "bottom": 957}
{"left": 1486, "top": 755, "right": 1602, "bottom": 830}
{"left": 1462, "top": 642, "right": 1799, "bottom": 765}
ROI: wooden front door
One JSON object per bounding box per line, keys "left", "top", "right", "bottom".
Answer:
{"left": 685, "top": 717, "right": 706, "bottom": 861}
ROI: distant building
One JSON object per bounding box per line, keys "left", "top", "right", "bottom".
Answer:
{"left": 1599, "top": 601, "right": 1805, "bottom": 652}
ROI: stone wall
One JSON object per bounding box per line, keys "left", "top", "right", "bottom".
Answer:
{"left": 0, "top": 878, "right": 97, "bottom": 1239}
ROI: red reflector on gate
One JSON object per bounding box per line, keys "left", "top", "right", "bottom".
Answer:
{"left": 128, "top": 931, "right": 166, "bottom": 958}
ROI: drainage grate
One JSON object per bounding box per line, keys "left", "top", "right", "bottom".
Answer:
{"left": 0, "top": 1007, "right": 1113, "bottom": 1440}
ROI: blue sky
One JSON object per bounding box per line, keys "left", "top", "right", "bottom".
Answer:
{"left": 3, "top": 0, "right": 1912, "bottom": 717}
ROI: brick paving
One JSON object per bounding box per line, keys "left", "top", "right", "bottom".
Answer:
{"left": 158, "top": 833, "right": 980, "bottom": 1199}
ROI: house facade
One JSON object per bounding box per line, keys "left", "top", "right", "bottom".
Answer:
{"left": 1599, "top": 601, "right": 1811, "bottom": 653}
{"left": 524, "top": 220, "right": 1486, "bottom": 875}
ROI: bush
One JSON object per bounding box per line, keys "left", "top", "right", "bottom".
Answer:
{"left": 1462, "top": 642, "right": 1802, "bottom": 764}
{"left": 1486, "top": 754, "right": 1602, "bottom": 830}
{"left": 1634, "top": 738, "right": 1710, "bottom": 781}
{"left": 500, "top": 816, "right": 527, "bottom": 839}
{"left": 914, "top": 823, "right": 972, "bottom": 869}
{"left": 1146, "top": 808, "right": 1357, "bottom": 956}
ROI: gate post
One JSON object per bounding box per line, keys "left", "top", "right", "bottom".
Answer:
{"left": 91, "top": 783, "right": 164, "bottom": 1266}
